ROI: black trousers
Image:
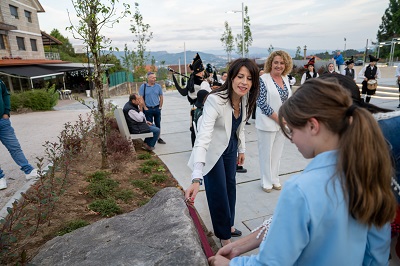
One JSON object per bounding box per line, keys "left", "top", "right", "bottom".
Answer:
{"left": 204, "top": 147, "right": 237, "bottom": 240}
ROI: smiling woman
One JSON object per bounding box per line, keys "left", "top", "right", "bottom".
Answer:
{"left": 185, "top": 58, "right": 259, "bottom": 247}
{"left": 255, "top": 50, "right": 293, "bottom": 193}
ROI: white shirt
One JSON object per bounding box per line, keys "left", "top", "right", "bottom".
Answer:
{"left": 301, "top": 72, "right": 319, "bottom": 85}
{"left": 358, "top": 65, "right": 381, "bottom": 79}
{"left": 396, "top": 63, "right": 400, "bottom": 78}
{"left": 128, "top": 109, "right": 147, "bottom": 123}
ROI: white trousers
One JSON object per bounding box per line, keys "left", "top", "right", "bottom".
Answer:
{"left": 257, "top": 129, "right": 285, "bottom": 189}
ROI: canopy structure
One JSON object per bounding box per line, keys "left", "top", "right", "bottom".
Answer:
{"left": 0, "top": 64, "right": 87, "bottom": 89}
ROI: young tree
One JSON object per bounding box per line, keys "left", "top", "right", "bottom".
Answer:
{"left": 235, "top": 6, "right": 253, "bottom": 57}
{"left": 267, "top": 44, "right": 274, "bottom": 55}
{"left": 295, "top": 46, "right": 302, "bottom": 59}
{"left": 130, "top": 3, "right": 153, "bottom": 80}
{"left": 220, "top": 21, "right": 234, "bottom": 63}
{"left": 377, "top": 0, "right": 400, "bottom": 58}
{"left": 67, "top": 0, "right": 130, "bottom": 168}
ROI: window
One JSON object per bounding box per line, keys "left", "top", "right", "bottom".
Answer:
{"left": 9, "top": 5, "right": 18, "bottom": 19}
{"left": 16, "top": 37, "right": 25, "bottom": 50}
{"left": 30, "top": 39, "right": 37, "bottom": 51}
{"left": 0, "top": 35, "right": 5, "bottom": 50}
{"left": 24, "top": 10, "right": 32, "bottom": 22}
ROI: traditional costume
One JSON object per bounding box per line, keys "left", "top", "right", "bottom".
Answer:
{"left": 300, "top": 57, "right": 319, "bottom": 85}
{"left": 172, "top": 53, "right": 211, "bottom": 146}
{"left": 343, "top": 56, "right": 356, "bottom": 82}
{"left": 358, "top": 55, "right": 381, "bottom": 103}
{"left": 172, "top": 53, "right": 211, "bottom": 105}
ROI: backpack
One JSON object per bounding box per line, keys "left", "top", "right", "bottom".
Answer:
{"left": 193, "top": 108, "right": 203, "bottom": 128}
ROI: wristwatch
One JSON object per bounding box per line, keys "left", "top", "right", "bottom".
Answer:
{"left": 191, "top": 179, "right": 202, "bottom": 185}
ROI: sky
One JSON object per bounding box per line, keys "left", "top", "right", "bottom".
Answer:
{"left": 37, "top": 0, "right": 390, "bottom": 54}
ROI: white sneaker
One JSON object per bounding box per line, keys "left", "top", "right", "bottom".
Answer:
{"left": 0, "top": 178, "right": 7, "bottom": 190}
{"left": 26, "top": 169, "right": 40, "bottom": 180}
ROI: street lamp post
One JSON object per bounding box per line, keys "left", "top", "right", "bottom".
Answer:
{"left": 227, "top": 2, "right": 245, "bottom": 58}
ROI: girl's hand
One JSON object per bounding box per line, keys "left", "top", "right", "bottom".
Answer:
{"left": 208, "top": 255, "right": 230, "bottom": 266}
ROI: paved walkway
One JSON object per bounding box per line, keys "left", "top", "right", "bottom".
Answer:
{"left": 1, "top": 85, "right": 400, "bottom": 262}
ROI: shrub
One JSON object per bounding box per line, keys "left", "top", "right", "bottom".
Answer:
{"left": 138, "top": 153, "right": 151, "bottom": 160}
{"left": 87, "top": 176, "right": 119, "bottom": 199}
{"left": 10, "top": 87, "right": 58, "bottom": 111}
{"left": 58, "top": 219, "right": 90, "bottom": 236}
{"left": 88, "top": 171, "right": 110, "bottom": 182}
{"left": 138, "top": 165, "right": 152, "bottom": 174}
{"left": 108, "top": 152, "right": 126, "bottom": 173}
{"left": 142, "top": 159, "right": 159, "bottom": 167}
{"left": 88, "top": 198, "right": 122, "bottom": 217}
{"left": 151, "top": 174, "right": 168, "bottom": 183}
{"left": 114, "top": 189, "right": 135, "bottom": 202}
{"left": 107, "top": 130, "right": 133, "bottom": 155}
{"left": 131, "top": 180, "right": 157, "bottom": 196}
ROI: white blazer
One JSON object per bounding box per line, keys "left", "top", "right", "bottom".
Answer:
{"left": 188, "top": 91, "right": 247, "bottom": 175}
{"left": 255, "top": 73, "right": 292, "bottom": 132}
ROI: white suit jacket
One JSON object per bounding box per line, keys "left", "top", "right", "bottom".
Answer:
{"left": 188, "top": 91, "right": 247, "bottom": 175}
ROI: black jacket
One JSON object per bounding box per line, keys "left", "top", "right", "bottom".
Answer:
{"left": 123, "top": 101, "right": 150, "bottom": 134}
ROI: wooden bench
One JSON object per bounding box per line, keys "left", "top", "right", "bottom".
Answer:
{"left": 114, "top": 108, "right": 153, "bottom": 140}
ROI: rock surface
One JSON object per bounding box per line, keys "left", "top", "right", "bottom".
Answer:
{"left": 31, "top": 187, "right": 208, "bottom": 266}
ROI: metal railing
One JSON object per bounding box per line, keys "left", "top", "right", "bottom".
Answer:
{"left": 44, "top": 52, "right": 60, "bottom": 60}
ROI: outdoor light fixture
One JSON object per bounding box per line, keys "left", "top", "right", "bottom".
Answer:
{"left": 227, "top": 2, "right": 245, "bottom": 58}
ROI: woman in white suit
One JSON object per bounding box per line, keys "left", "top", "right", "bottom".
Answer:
{"left": 185, "top": 58, "right": 260, "bottom": 246}
{"left": 256, "top": 50, "right": 293, "bottom": 192}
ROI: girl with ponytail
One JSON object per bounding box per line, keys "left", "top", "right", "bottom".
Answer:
{"left": 210, "top": 78, "right": 396, "bottom": 266}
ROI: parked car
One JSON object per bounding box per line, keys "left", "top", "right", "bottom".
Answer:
{"left": 354, "top": 60, "right": 364, "bottom": 66}
{"left": 165, "top": 79, "right": 174, "bottom": 87}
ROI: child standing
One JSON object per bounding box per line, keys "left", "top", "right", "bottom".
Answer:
{"left": 209, "top": 78, "right": 396, "bottom": 265}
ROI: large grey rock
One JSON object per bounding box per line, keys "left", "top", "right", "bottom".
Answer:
{"left": 31, "top": 187, "right": 208, "bottom": 266}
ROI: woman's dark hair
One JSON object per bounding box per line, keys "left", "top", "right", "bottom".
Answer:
{"left": 278, "top": 78, "right": 396, "bottom": 227}
{"left": 210, "top": 58, "right": 260, "bottom": 121}
{"left": 319, "top": 74, "right": 393, "bottom": 113}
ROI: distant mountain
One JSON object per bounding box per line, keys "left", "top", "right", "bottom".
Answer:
{"left": 110, "top": 46, "right": 365, "bottom": 69}
{"left": 111, "top": 50, "right": 228, "bottom": 68}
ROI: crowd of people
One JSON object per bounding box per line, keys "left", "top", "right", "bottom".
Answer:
{"left": 121, "top": 52, "right": 400, "bottom": 264}
{"left": 3, "top": 46, "right": 399, "bottom": 264}
{"left": 180, "top": 51, "right": 399, "bottom": 264}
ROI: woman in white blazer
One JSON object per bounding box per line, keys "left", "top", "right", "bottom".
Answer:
{"left": 185, "top": 58, "right": 260, "bottom": 246}
{"left": 256, "top": 50, "right": 293, "bottom": 192}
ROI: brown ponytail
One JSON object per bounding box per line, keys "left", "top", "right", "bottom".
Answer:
{"left": 279, "top": 79, "right": 396, "bottom": 227}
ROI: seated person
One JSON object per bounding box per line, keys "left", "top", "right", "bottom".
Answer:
{"left": 123, "top": 94, "right": 160, "bottom": 151}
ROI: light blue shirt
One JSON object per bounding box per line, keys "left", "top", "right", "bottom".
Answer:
{"left": 139, "top": 83, "right": 163, "bottom": 107}
{"left": 231, "top": 150, "right": 391, "bottom": 266}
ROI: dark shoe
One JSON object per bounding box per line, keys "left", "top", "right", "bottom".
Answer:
{"left": 142, "top": 143, "right": 154, "bottom": 152}
{"left": 158, "top": 138, "right": 166, "bottom": 144}
{"left": 231, "top": 228, "right": 242, "bottom": 237}
{"left": 236, "top": 165, "right": 247, "bottom": 173}
{"left": 397, "top": 104, "right": 400, "bottom": 108}
{"left": 245, "top": 121, "right": 250, "bottom": 125}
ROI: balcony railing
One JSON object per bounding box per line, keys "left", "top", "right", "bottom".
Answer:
{"left": 45, "top": 52, "right": 60, "bottom": 60}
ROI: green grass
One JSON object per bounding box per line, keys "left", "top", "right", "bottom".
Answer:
{"left": 151, "top": 174, "right": 168, "bottom": 183}
{"left": 57, "top": 219, "right": 90, "bottom": 236}
{"left": 142, "top": 159, "right": 159, "bottom": 167}
{"left": 87, "top": 178, "right": 119, "bottom": 198}
{"left": 138, "top": 153, "right": 152, "bottom": 160}
{"left": 131, "top": 180, "right": 157, "bottom": 196}
{"left": 114, "top": 189, "right": 135, "bottom": 202}
{"left": 138, "top": 165, "right": 152, "bottom": 174}
{"left": 88, "top": 198, "right": 122, "bottom": 217}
